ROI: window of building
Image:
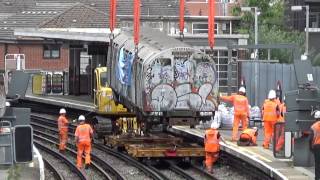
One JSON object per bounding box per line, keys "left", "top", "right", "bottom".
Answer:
{"left": 310, "top": 12, "right": 320, "bottom": 28}
{"left": 192, "top": 22, "right": 218, "bottom": 34}
{"left": 221, "top": 21, "right": 231, "bottom": 34}
{"left": 142, "top": 21, "right": 164, "bottom": 31}
{"left": 43, "top": 45, "right": 60, "bottom": 59}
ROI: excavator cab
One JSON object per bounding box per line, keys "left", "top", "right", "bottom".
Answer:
{"left": 94, "top": 67, "right": 127, "bottom": 114}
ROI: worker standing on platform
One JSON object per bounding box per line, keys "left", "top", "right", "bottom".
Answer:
{"left": 204, "top": 122, "right": 221, "bottom": 174}
{"left": 220, "top": 87, "right": 250, "bottom": 141}
{"left": 310, "top": 111, "right": 320, "bottom": 180}
{"left": 262, "top": 90, "right": 280, "bottom": 149}
{"left": 237, "top": 127, "right": 258, "bottom": 146}
{"left": 58, "top": 108, "right": 68, "bottom": 153}
{"left": 75, "top": 115, "right": 93, "bottom": 169}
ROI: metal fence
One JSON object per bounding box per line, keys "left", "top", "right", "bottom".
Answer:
{"left": 241, "top": 62, "right": 320, "bottom": 106}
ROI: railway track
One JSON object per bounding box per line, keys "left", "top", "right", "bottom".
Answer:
{"left": 34, "top": 140, "right": 86, "bottom": 180}
{"left": 31, "top": 114, "right": 176, "bottom": 180}
{"left": 34, "top": 134, "right": 112, "bottom": 180}
{"left": 30, "top": 114, "right": 220, "bottom": 180}
{"left": 42, "top": 157, "right": 64, "bottom": 180}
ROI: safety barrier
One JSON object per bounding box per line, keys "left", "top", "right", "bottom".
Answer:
{"left": 32, "top": 72, "right": 65, "bottom": 95}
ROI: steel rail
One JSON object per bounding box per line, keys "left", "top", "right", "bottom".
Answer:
{"left": 163, "top": 160, "right": 196, "bottom": 180}
{"left": 42, "top": 157, "right": 64, "bottom": 180}
{"left": 31, "top": 114, "right": 170, "bottom": 180}
{"left": 34, "top": 140, "right": 87, "bottom": 180}
{"left": 33, "top": 131, "right": 121, "bottom": 180}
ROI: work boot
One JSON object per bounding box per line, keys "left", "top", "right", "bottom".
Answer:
{"left": 59, "top": 150, "right": 65, "bottom": 154}
{"left": 263, "top": 144, "right": 269, "bottom": 149}
{"left": 85, "top": 164, "right": 90, "bottom": 169}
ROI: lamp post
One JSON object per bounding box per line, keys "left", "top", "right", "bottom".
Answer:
{"left": 291, "top": 5, "right": 309, "bottom": 58}
{"left": 241, "top": 6, "right": 259, "bottom": 106}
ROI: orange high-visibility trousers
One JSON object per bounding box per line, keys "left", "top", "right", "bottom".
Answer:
{"left": 275, "top": 126, "right": 285, "bottom": 152}
{"left": 205, "top": 152, "right": 219, "bottom": 172}
{"left": 263, "top": 121, "right": 276, "bottom": 147}
{"left": 77, "top": 141, "right": 91, "bottom": 169}
{"left": 59, "top": 131, "right": 68, "bottom": 151}
{"left": 232, "top": 114, "right": 248, "bottom": 141}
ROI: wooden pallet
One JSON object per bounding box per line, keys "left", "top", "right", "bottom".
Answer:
{"left": 126, "top": 143, "right": 205, "bottom": 158}
{"left": 106, "top": 133, "right": 183, "bottom": 148}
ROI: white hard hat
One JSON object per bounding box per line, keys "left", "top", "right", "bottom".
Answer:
{"left": 268, "top": 90, "right": 276, "bottom": 99}
{"left": 239, "top": 87, "right": 246, "bottom": 93}
{"left": 59, "top": 108, "right": 66, "bottom": 114}
{"left": 210, "top": 121, "right": 219, "bottom": 129}
{"left": 314, "top": 111, "right": 320, "bottom": 119}
{"left": 252, "top": 127, "right": 258, "bottom": 132}
{"left": 5, "top": 102, "right": 10, "bottom": 107}
{"left": 78, "top": 115, "right": 85, "bottom": 121}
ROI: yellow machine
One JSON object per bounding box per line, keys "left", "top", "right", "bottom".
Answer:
{"left": 94, "top": 67, "right": 127, "bottom": 114}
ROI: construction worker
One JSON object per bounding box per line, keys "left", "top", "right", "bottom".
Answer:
{"left": 220, "top": 87, "right": 250, "bottom": 141}
{"left": 275, "top": 96, "right": 286, "bottom": 152}
{"left": 75, "top": 115, "right": 93, "bottom": 169}
{"left": 58, "top": 108, "right": 68, "bottom": 153}
{"left": 204, "top": 121, "right": 221, "bottom": 174}
{"left": 310, "top": 111, "right": 320, "bottom": 180}
{"left": 262, "top": 90, "right": 280, "bottom": 149}
{"left": 237, "top": 127, "right": 258, "bottom": 146}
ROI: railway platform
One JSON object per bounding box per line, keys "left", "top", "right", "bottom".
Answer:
{"left": 0, "top": 145, "right": 44, "bottom": 180}
{"left": 168, "top": 126, "right": 315, "bottom": 180}
{"left": 24, "top": 93, "right": 95, "bottom": 112}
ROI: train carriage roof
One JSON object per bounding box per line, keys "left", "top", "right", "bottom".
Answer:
{"left": 113, "top": 27, "right": 191, "bottom": 61}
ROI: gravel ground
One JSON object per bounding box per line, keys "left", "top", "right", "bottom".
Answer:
{"left": 43, "top": 164, "right": 58, "bottom": 180}
{"left": 36, "top": 136, "right": 106, "bottom": 180}
{"left": 152, "top": 162, "right": 185, "bottom": 180}
{"left": 191, "top": 161, "right": 255, "bottom": 180}
{"left": 91, "top": 147, "right": 152, "bottom": 180}
{"left": 39, "top": 149, "right": 82, "bottom": 180}
{"left": 33, "top": 126, "right": 152, "bottom": 180}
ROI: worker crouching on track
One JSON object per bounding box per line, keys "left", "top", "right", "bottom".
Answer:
{"left": 75, "top": 115, "right": 93, "bottom": 169}
{"left": 237, "top": 127, "right": 258, "bottom": 146}
{"left": 310, "top": 111, "right": 320, "bottom": 180}
{"left": 58, "top": 108, "right": 68, "bottom": 153}
{"left": 220, "top": 87, "right": 250, "bottom": 141}
{"left": 204, "top": 122, "right": 221, "bottom": 174}
{"left": 262, "top": 90, "right": 280, "bottom": 149}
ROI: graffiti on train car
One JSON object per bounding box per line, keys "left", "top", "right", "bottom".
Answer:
{"left": 143, "top": 50, "right": 218, "bottom": 112}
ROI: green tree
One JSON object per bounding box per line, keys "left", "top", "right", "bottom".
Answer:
{"left": 233, "top": 0, "right": 305, "bottom": 63}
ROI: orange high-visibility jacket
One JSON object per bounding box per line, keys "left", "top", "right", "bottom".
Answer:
{"left": 278, "top": 103, "right": 286, "bottom": 122}
{"left": 58, "top": 115, "right": 68, "bottom": 132}
{"left": 242, "top": 128, "right": 257, "bottom": 143}
{"left": 262, "top": 99, "right": 279, "bottom": 122}
{"left": 311, "top": 121, "right": 320, "bottom": 146}
{"left": 75, "top": 124, "right": 93, "bottom": 143}
{"left": 204, "top": 129, "right": 220, "bottom": 153}
{"left": 220, "top": 94, "right": 250, "bottom": 116}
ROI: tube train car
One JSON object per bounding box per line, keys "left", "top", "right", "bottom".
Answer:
{"left": 107, "top": 27, "right": 219, "bottom": 128}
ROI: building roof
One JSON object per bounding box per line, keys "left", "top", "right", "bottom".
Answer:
{"left": 39, "top": 3, "right": 108, "bottom": 28}
{"left": 35, "top": 0, "right": 180, "bottom": 16}
{"left": 0, "top": 0, "right": 35, "bottom": 13}
{"left": 0, "top": 4, "right": 73, "bottom": 40}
